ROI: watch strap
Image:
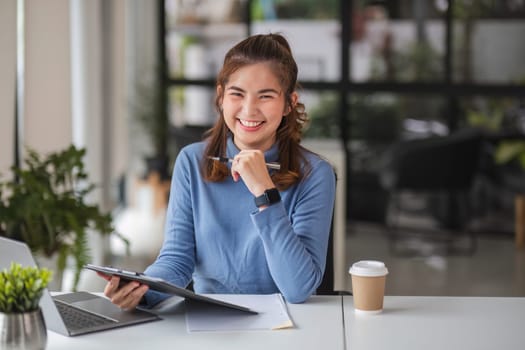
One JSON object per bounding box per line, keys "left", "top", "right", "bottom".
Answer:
{"left": 254, "top": 188, "right": 281, "bottom": 208}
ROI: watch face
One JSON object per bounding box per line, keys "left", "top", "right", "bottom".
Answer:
{"left": 254, "top": 188, "right": 281, "bottom": 207}
{"left": 266, "top": 188, "right": 280, "bottom": 202}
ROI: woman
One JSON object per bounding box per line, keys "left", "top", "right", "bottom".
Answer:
{"left": 103, "top": 33, "right": 336, "bottom": 308}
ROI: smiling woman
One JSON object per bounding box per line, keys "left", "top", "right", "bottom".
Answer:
{"left": 99, "top": 33, "right": 336, "bottom": 309}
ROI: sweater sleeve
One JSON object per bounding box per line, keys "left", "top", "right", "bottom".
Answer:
{"left": 142, "top": 149, "right": 196, "bottom": 307}
{"left": 250, "top": 159, "right": 336, "bottom": 303}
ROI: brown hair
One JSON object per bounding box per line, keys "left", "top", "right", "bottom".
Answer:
{"left": 202, "top": 33, "right": 309, "bottom": 190}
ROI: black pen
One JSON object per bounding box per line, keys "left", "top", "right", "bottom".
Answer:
{"left": 208, "top": 156, "right": 281, "bottom": 170}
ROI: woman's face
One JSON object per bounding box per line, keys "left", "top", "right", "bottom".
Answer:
{"left": 219, "top": 63, "right": 296, "bottom": 152}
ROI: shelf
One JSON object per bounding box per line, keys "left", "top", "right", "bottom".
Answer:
{"left": 167, "top": 22, "right": 246, "bottom": 39}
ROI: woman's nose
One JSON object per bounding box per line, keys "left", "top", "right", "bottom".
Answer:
{"left": 241, "top": 97, "right": 257, "bottom": 117}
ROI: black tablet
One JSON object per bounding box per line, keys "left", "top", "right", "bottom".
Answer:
{"left": 84, "top": 264, "right": 258, "bottom": 314}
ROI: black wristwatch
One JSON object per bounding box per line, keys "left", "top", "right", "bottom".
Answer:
{"left": 254, "top": 188, "right": 281, "bottom": 208}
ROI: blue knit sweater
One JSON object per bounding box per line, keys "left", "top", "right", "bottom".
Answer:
{"left": 143, "top": 137, "right": 335, "bottom": 305}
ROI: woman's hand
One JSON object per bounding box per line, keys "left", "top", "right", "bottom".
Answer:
{"left": 230, "top": 150, "right": 275, "bottom": 197}
{"left": 98, "top": 272, "right": 149, "bottom": 310}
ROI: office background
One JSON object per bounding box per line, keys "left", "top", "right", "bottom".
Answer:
{"left": 0, "top": 0, "right": 524, "bottom": 295}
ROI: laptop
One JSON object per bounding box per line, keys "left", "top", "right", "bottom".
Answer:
{"left": 0, "top": 236, "right": 160, "bottom": 336}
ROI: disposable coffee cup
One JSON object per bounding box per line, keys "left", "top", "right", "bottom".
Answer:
{"left": 349, "top": 260, "right": 388, "bottom": 314}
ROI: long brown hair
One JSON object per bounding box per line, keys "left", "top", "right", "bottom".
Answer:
{"left": 202, "top": 33, "right": 309, "bottom": 190}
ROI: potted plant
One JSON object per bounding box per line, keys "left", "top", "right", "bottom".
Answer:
{"left": 0, "top": 262, "right": 52, "bottom": 350}
{"left": 0, "top": 145, "right": 127, "bottom": 290}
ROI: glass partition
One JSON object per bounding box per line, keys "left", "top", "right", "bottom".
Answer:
{"left": 301, "top": 90, "right": 340, "bottom": 139}
{"left": 452, "top": 0, "right": 525, "bottom": 84}
{"left": 165, "top": 0, "right": 247, "bottom": 79}
{"left": 168, "top": 85, "right": 217, "bottom": 127}
{"left": 162, "top": 0, "right": 525, "bottom": 229}
{"left": 350, "top": 1, "right": 446, "bottom": 82}
{"left": 251, "top": 0, "right": 340, "bottom": 82}
{"left": 347, "top": 93, "right": 449, "bottom": 223}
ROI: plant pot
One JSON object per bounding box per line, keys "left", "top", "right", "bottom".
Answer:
{"left": 0, "top": 308, "right": 47, "bottom": 350}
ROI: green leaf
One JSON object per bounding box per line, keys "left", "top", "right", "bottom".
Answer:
{"left": 495, "top": 141, "right": 525, "bottom": 169}
{"left": 0, "top": 144, "right": 129, "bottom": 291}
{"left": 0, "top": 263, "right": 52, "bottom": 313}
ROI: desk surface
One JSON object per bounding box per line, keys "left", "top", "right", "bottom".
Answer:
{"left": 47, "top": 295, "right": 344, "bottom": 350}
{"left": 47, "top": 295, "right": 525, "bottom": 350}
{"left": 344, "top": 296, "right": 525, "bottom": 350}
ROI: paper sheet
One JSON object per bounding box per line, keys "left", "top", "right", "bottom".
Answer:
{"left": 185, "top": 293, "right": 294, "bottom": 332}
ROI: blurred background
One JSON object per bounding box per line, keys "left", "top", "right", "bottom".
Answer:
{"left": 0, "top": 0, "right": 524, "bottom": 295}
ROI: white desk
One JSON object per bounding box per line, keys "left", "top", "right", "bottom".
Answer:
{"left": 343, "top": 296, "right": 525, "bottom": 350}
{"left": 47, "top": 295, "right": 344, "bottom": 350}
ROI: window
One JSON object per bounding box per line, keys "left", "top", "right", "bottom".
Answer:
{"left": 162, "top": 0, "right": 525, "bottom": 229}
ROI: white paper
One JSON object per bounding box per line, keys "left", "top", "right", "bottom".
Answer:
{"left": 185, "top": 294, "right": 294, "bottom": 332}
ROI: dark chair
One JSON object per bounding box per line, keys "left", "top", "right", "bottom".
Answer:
{"left": 171, "top": 125, "right": 209, "bottom": 154}
{"left": 379, "top": 128, "right": 483, "bottom": 256}
{"left": 316, "top": 216, "right": 351, "bottom": 295}
{"left": 316, "top": 218, "right": 335, "bottom": 294}
{"left": 316, "top": 171, "right": 351, "bottom": 296}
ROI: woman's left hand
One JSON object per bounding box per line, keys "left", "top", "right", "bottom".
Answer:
{"left": 231, "top": 150, "right": 275, "bottom": 197}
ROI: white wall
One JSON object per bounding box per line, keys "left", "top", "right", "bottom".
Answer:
{"left": 0, "top": 0, "right": 134, "bottom": 196}
{"left": 110, "top": 0, "right": 129, "bottom": 187}
{"left": 0, "top": 0, "right": 72, "bottom": 174}
{"left": 25, "top": 0, "right": 72, "bottom": 154}
{"left": 0, "top": 0, "right": 16, "bottom": 175}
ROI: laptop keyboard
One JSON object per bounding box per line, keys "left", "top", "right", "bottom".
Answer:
{"left": 55, "top": 300, "right": 117, "bottom": 331}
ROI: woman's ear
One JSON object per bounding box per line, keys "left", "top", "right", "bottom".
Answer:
{"left": 284, "top": 92, "right": 299, "bottom": 115}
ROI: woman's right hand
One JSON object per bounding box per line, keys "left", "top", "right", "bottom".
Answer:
{"left": 98, "top": 272, "right": 149, "bottom": 310}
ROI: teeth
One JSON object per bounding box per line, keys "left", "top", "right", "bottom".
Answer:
{"left": 239, "top": 119, "right": 263, "bottom": 127}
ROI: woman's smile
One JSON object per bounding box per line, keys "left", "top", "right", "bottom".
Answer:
{"left": 238, "top": 119, "right": 265, "bottom": 129}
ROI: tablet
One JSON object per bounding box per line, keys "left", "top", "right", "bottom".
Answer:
{"left": 84, "top": 264, "right": 258, "bottom": 314}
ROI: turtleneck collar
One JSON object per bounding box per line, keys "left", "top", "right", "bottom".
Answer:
{"left": 226, "top": 135, "right": 279, "bottom": 164}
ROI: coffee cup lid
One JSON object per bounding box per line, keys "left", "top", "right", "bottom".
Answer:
{"left": 349, "top": 260, "right": 388, "bottom": 277}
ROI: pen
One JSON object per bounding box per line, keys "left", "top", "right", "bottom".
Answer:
{"left": 208, "top": 156, "right": 281, "bottom": 170}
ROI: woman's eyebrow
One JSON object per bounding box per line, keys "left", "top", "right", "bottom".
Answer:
{"left": 226, "top": 86, "right": 281, "bottom": 95}
{"left": 258, "top": 88, "right": 281, "bottom": 95}
{"left": 227, "top": 85, "right": 245, "bottom": 93}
